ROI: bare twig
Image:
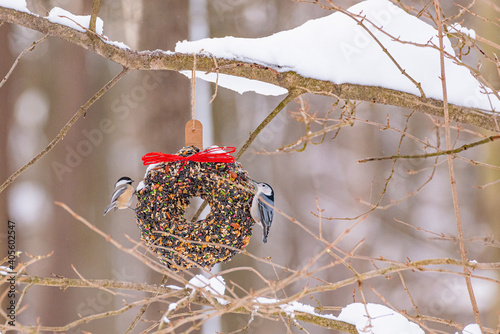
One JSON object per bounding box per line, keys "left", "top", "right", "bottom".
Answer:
{"left": 1, "top": 7, "right": 499, "bottom": 132}
{"left": 54, "top": 201, "right": 185, "bottom": 284}
{"left": 89, "top": 0, "right": 101, "bottom": 33}
{"left": 434, "top": 1, "right": 483, "bottom": 330}
{"left": 0, "top": 67, "right": 131, "bottom": 194}
{"left": 0, "top": 34, "right": 48, "bottom": 88}
{"left": 191, "top": 89, "right": 300, "bottom": 222}
{"left": 235, "top": 88, "right": 301, "bottom": 160}
{"left": 358, "top": 135, "right": 500, "bottom": 162}
{"left": 125, "top": 275, "right": 169, "bottom": 334}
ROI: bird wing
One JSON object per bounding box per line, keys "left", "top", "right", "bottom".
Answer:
{"left": 258, "top": 196, "right": 274, "bottom": 227}
{"left": 110, "top": 185, "right": 127, "bottom": 203}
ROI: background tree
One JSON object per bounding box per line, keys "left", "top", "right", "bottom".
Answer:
{"left": 1, "top": 0, "right": 500, "bottom": 333}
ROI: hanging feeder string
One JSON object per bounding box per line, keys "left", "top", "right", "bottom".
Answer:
{"left": 191, "top": 53, "right": 196, "bottom": 130}
{"left": 142, "top": 146, "right": 236, "bottom": 167}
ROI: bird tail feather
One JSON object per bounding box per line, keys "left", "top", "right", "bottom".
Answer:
{"left": 103, "top": 203, "right": 116, "bottom": 216}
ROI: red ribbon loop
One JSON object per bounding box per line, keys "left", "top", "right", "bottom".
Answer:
{"left": 142, "top": 146, "right": 236, "bottom": 166}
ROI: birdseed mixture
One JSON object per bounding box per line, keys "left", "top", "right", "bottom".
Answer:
{"left": 136, "top": 146, "right": 255, "bottom": 271}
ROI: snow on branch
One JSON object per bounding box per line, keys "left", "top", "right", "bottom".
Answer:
{"left": 1, "top": 3, "right": 499, "bottom": 132}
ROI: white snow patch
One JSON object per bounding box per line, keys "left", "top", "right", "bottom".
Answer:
{"left": 162, "top": 301, "right": 179, "bottom": 325}
{"left": 208, "top": 145, "right": 225, "bottom": 153}
{"left": 145, "top": 162, "right": 162, "bottom": 175}
{"left": 460, "top": 324, "right": 481, "bottom": 334}
{"left": 253, "top": 297, "right": 338, "bottom": 321}
{"left": 176, "top": 0, "right": 499, "bottom": 110}
{"left": 164, "top": 284, "right": 183, "bottom": 290}
{"left": 451, "top": 23, "right": 476, "bottom": 39}
{"left": 0, "top": 0, "right": 30, "bottom": 13}
{"left": 206, "top": 145, "right": 230, "bottom": 153}
{"left": 45, "top": 7, "right": 129, "bottom": 50}
{"left": 254, "top": 297, "right": 280, "bottom": 305}
{"left": 338, "top": 303, "right": 424, "bottom": 334}
{"left": 186, "top": 274, "right": 228, "bottom": 305}
{"left": 105, "top": 39, "right": 130, "bottom": 50}
{"left": 168, "top": 302, "right": 178, "bottom": 311}
{"left": 0, "top": 265, "right": 14, "bottom": 276}
{"left": 47, "top": 7, "right": 103, "bottom": 34}
{"left": 136, "top": 181, "right": 145, "bottom": 192}
{"left": 180, "top": 70, "right": 287, "bottom": 96}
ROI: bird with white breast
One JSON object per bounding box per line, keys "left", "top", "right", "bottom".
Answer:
{"left": 250, "top": 181, "right": 275, "bottom": 243}
{"left": 104, "top": 176, "right": 135, "bottom": 216}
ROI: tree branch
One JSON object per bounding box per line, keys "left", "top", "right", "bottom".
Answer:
{"left": 358, "top": 135, "right": 500, "bottom": 163}
{"left": 88, "top": 0, "right": 100, "bottom": 33}
{"left": 1, "top": 6, "right": 499, "bottom": 132}
{"left": 0, "top": 67, "right": 131, "bottom": 194}
{"left": 0, "top": 34, "right": 48, "bottom": 88}
{"left": 191, "top": 89, "right": 301, "bottom": 221}
{"left": 14, "top": 275, "right": 181, "bottom": 294}
{"left": 434, "top": 0, "right": 482, "bottom": 329}
{"left": 235, "top": 89, "right": 302, "bottom": 160}
{"left": 6, "top": 255, "right": 499, "bottom": 333}
{"left": 6, "top": 274, "right": 357, "bottom": 333}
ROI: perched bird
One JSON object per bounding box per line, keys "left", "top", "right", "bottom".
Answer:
{"left": 104, "top": 176, "right": 135, "bottom": 216}
{"left": 250, "top": 181, "right": 275, "bottom": 243}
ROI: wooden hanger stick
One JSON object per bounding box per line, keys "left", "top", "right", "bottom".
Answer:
{"left": 185, "top": 119, "right": 203, "bottom": 149}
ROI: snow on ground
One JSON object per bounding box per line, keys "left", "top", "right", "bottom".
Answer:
{"left": 0, "top": 0, "right": 30, "bottom": 13}
{"left": 176, "top": 0, "right": 499, "bottom": 111}
{"left": 338, "top": 303, "right": 424, "bottom": 334}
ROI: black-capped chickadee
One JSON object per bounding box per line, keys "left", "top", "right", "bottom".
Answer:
{"left": 250, "top": 181, "right": 274, "bottom": 243}
{"left": 104, "top": 176, "right": 135, "bottom": 216}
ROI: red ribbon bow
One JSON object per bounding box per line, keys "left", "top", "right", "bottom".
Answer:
{"left": 142, "top": 146, "right": 236, "bottom": 166}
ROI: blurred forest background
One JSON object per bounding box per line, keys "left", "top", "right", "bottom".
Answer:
{"left": 1, "top": 0, "right": 500, "bottom": 333}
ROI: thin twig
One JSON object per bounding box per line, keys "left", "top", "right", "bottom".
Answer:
{"left": 235, "top": 89, "right": 301, "bottom": 160}
{"left": 191, "top": 52, "right": 197, "bottom": 128}
{"left": 0, "top": 67, "right": 131, "bottom": 194}
{"left": 89, "top": 0, "right": 101, "bottom": 33}
{"left": 1, "top": 7, "right": 500, "bottom": 132}
{"left": 25, "top": 296, "right": 167, "bottom": 332}
{"left": 434, "top": 1, "right": 483, "bottom": 330}
{"left": 203, "top": 50, "right": 219, "bottom": 103}
{"left": 191, "top": 89, "right": 301, "bottom": 221}
{"left": 358, "top": 135, "right": 500, "bottom": 163}
{"left": 125, "top": 275, "right": 169, "bottom": 334}
{"left": 320, "top": 110, "right": 416, "bottom": 221}
{"left": 54, "top": 201, "right": 185, "bottom": 284}
{"left": 12, "top": 275, "right": 184, "bottom": 294}
{"left": 397, "top": 272, "right": 421, "bottom": 316}
{"left": 0, "top": 34, "right": 49, "bottom": 88}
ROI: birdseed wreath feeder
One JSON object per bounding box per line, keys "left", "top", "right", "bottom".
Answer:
{"left": 135, "top": 121, "right": 256, "bottom": 270}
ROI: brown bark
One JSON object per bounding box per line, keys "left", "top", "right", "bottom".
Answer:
{"left": 1, "top": 6, "right": 499, "bottom": 133}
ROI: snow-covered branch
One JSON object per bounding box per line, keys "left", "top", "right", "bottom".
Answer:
{"left": 1, "top": 5, "right": 499, "bottom": 132}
